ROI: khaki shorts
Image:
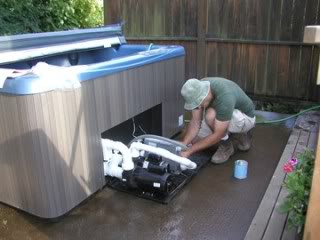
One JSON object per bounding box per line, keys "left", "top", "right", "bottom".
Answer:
{"left": 198, "top": 109, "right": 256, "bottom": 139}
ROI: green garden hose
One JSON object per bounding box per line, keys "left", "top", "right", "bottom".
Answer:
{"left": 256, "top": 105, "right": 320, "bottom": 124}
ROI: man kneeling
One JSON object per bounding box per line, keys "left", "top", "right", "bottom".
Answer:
{"left": 180, "top": 77, "right": 255, "bottom": 164}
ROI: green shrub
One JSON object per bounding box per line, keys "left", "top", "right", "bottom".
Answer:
{"left": 280, "top": 149, "right": 315, "bottom": 230}
{"left": 73, "top": 0, "right": 103, "bottom": 28}
{"left": 254, "top": 101, "right": 307, "bottom": 114}
{"left": 0, "top": 0, "right": 42, "bottom": 35}
{"left": 0, "top": 0, "right": 103, "bottom": 35}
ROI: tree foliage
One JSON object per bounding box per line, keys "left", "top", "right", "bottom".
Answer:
{"left": 0, "top": 0, "right": 103, "bottom": 35}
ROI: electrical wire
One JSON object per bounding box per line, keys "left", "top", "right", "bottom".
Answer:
{"left": 139, "top": 125, "right": 147, "bottom": 134}
{"left": 132, "top": 117, "right": 148, "bottom": 137}
{"left": 132, "top": 118, "right": 137, "bottom": 138}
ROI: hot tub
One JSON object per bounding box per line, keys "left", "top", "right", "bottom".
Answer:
{"left": 0, "top": 24, "right": 185, "bottom": 218}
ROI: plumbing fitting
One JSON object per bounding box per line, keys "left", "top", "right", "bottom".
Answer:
{"left": 130, "top": 141, "right": 197, "bottom": 170}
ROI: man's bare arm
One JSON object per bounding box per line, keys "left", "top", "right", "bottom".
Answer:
{"left": 181, "top": 108, "right": 203, "bottom": 145}
{"left": 185, "top": 119, "right": 229, "bottom": 156}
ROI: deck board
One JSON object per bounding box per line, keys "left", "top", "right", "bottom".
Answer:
{"left": 245, "top": 111, "right": 320, "bottom": 240}
{"left": 281, "top": 219, "right": 298, "bottom": 240}
{"left": 244, "top": 129, "right": 300, "bottom": 240}
{"left": 263, "top": 187, "right": 289, "bottom": 240}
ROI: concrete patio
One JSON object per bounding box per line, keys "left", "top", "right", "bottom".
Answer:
{"left": 1, "top": 111, "right": 309, "bottom": 240}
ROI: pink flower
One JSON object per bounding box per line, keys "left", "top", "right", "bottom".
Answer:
{"left": 289, "top": 158, "right": 298, "bottom": 166}
{"left": 283, "top": 163, "right": 294, "bottom": 173}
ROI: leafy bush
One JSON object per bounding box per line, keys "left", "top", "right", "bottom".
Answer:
{"left": 73, "top": 0, "right": 103, "bottom": 28}
{"left": 0, "top": 0, "right": 103, "bottom": 35}
{"left": 280, "top": 149, "right": 315, "bottom": 229}
{"left": 254, "top": 101, "right": 316, "bottom": 114}
{"left": 0, "top": 0, "right": 42, "bottom": 35}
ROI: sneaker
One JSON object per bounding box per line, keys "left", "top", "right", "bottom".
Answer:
{"left": 211, "top": 139, "right": 234, "bottom": 164}
{"left": 232, "top": 132, "right": 251, "bottom": 151}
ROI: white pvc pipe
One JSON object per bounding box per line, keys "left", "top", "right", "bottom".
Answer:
{"left": 101, "top": 139, "right": 134, "bottom": 171}
{"left": 130, "top": 142, "right": 197, "bottom": 170}
{"left": 101, "top": 139, "right": 113, "bottom": 161}
{"left": 103, "top": 153, "right": 123, "bottom": 179}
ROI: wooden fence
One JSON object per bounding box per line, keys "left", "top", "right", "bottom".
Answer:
{"left": 104, "top": 0, "right": 320, "bottom": 102}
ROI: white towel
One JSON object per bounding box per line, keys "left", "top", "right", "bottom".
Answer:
{"left": 0, "top": 69, "right": 29, "bottom": 88}
{"left": 0, "top": 62, "right": 87, "bottom": 90}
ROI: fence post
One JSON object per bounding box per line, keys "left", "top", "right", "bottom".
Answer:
{"left": 303, "top": 26, "right": 320, "bottom": 85}
{"left": 104, "top": 0, "right": 121, "bottom": 25}
{"left": 197, "top": 0, "right": 208, "bottom": 79}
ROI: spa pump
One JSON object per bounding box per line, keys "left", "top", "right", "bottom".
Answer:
{"left": 101, "top": 135, "right": 197, "bottom": 198}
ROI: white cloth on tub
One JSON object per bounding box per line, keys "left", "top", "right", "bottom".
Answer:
{"left": 31, "top": 62, "right": 86, "bottom": 90}
{"left": 0, "top": 62, "right": 88, "bottom": 90}
{"left": 0, "top": 69, "right": 29, "bottom": 88}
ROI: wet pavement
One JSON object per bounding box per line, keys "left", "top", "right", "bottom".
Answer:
{"left": 0, "top": 112, "right": 293, "bottom": 240}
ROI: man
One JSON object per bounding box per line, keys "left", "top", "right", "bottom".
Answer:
{"left": 180, "top": 77, "right": 255, "bottom": 164}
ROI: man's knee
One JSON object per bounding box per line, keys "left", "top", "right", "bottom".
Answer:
{"left": 228, "top": 110, "right": 255, "bottom": 133}
{"left": 205, "top": 108, "right": 216, "bottom": 129}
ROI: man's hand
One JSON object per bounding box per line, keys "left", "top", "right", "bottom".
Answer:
{"left": 180, "top": 148, "right": 193, "bottom": 159}
{"left": 186, "top": 119, "right": 230, "bottom": 155}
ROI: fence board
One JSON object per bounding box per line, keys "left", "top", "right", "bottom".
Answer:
{"left": 185, "top": 0, "right": 198, "bottom": 37}
{"left": 246, "top": 0, "right": 258, "bottom": 40}
{"left": 228, "top": 1, "right": 242, "bottom": 39}
{"left": 171, "top": 0, "right": 182, "bottom": 36}
{"left": 207, "top": 0, "right": 223, "bottom": 38}
{"left": 266, "top": 46, "right": 280, "bottom": 96}
{"left": 144, "top": 1, "right": 157, "bottom": 36}
{"left": 218, "top": 43, "right": 233, "bottom": 79}
{"left": 277, "top": 46, "right": 291, "bottom": 97}
{"left": 239, "top": 0, "right": 249, "bottom": 39}
{"left": 268, "top": 0, "right": 282, "bottom": 41}
{"left": 230, "top": 44, "right": 243, "bottom": 86}
{"left": 288, "top": 47, "right": 302, "bottom": 99}
{"left": 254, "top": 45, "right": 268, "bottom": 95}
{"left": 106, "top": 0, "right": 198, "bottom": 37}
{"left": 318, "top": 0, "right": 320, "bottom": 23}
{"left": 256, "top": 0, "right": 271, "bottom": 40}
{"left": 292, "top": 0, "right": 308, "bottom": 41}
{"left": 298, "top": 46, "right": 313, "bottom": 99}
{"left": 246, "top": 45, "right": 258, "bottom": 94}
{"left": 220, "top": 1, "right": 231, "bottom": 39}
{"left": 310, "top": 47, "right": 320, "bottom": 100}
{"left": 280, "top": 0, "right": 294, "bottom": 41}
{"left": 108, "top": 0, "right": 320, "bottom": 41}
{"left": 305, "top": 0, "right": 320, "bottom": 26}
{"left": 239, "top": 44, "right": 250, "bottom": 90}
{"left": 197, "top": 0, "right": 208, "bottom": 79}
{"left": 206, "top": 43, "right": 219, "bottom": 77}
{"left": 104, "top": 0, "right": 121, "bottom": 24}
{"left": 105, "top": 0, "right": 320, "bottom": 101}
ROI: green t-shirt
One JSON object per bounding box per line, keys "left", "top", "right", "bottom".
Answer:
{"left": 202, "top": 77, "right": 255, "bottom": 121}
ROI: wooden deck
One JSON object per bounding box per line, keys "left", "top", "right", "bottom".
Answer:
{"left": 245, "top": 111, "right": 320, "bottom": 240}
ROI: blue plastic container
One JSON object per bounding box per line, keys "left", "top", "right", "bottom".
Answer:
{"left": 234, "top": 160, "right": 248, "bottom": 179}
